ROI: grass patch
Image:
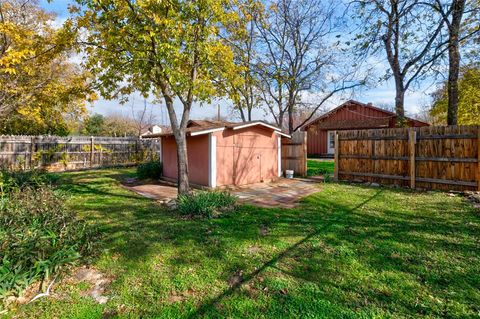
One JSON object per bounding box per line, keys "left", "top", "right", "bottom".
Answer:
{"left": 307, "top": 159, "right": 334, "bottom": 176}
{"left": 9, "top": 168, "right": 480, "bottom": 318}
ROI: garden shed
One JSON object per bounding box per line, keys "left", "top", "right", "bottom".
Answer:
{"left": 144, "top": 120, "right": 291, "bottom": 187}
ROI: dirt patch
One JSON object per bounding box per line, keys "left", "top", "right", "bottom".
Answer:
{"left": 74, "top": 266, "right": 112, "bottom": 304}
{"left": 259, "top": 225, "right": 269, "bottom": 236}
{"left": 167, "top": 288, "right": 197, "bottom": 303}
{"left": 228, "top": 270, "right": 244, "bottom": 287}
{"left": 246, "top": 246, "right": 263, "bottom": 254}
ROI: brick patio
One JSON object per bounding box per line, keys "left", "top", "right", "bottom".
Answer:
{"left": 122, "top": 178, "right": 320, "bottom": 208}
{"left": 229, "top": 179, "right": 320, "bottom": 208}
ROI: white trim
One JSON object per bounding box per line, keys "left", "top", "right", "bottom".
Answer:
{"left": 277, "top": 136, "right": 282, "bottom": 177}
{"left": 190, "top": 127, "right": 225, "bottom": 136}
{"left": 274, "top": 131, "right": 291, "bottom": 138}
{"left": 208, "top": 134, "right": 217, "bottom": 188}
{"left": 327, "top": 130, "right": 335, "bottom": 154}
{"left": 232, "top": 122, "right": 281, "bottom": 132}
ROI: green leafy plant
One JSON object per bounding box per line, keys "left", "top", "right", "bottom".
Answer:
{"left": 0, "top": 169, "right": 57, "bottom": 195}
{"left": 137, "top": 161, "right": 162, "bottom": 179}
{"left": 176, "top": 190, "right": 238, "bottom": 218}
{"left": 0, "top": 187, "right": 97, "bottom": 300}
{"left": 323, "top": 174, "right": 332, "bottom": 183}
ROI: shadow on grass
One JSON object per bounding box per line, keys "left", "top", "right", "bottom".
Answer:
{"left": 187, "top": 190, "right": 384, "bottom": 318}
{"left": 54, "top": 169, "right": 480, "bottom": 318}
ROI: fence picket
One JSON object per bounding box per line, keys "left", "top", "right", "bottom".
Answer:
{"left": 0, "top": 135, "right": 161, "bottom": 172}
{"left": 336, "top": 126, "right": 479, "bottom": 191}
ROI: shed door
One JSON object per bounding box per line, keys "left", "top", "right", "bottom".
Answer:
{"left": 327, "top": 131, "right": 335, "bottom": 154}
{"left": 233, "top": 146, "right": 262, "bottom": 185}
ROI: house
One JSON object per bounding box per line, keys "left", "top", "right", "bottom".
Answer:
{"left": 303, "top": 100, "right": 429, "bottom": 157}
{"left": 140, "top": 125, "right": 170, "bottom": 137}
{"left": 143, "top": 120, "right": 291, "bottom": 187}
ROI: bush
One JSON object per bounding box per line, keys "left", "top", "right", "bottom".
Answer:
{"left": 137, "top": 161, "right": 162, "bottom": 179}
{"left": 0, "top": 169, "right": 56, "bottom": 195}
{"left": 176, "top": 190, "right": 237, "bottom": 218}
{"left": 0, "top": 187, "right": 97, "bottom": 299}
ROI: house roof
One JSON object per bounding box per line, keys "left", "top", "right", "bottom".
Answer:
{"left": 313, "top": 118, "right": 391, "bottom": 130}
{"left": 302, "top": 100, "right": 429, "bottom": 130}
{"left": 142, "top": 120, "right": 291, "bottom": 138}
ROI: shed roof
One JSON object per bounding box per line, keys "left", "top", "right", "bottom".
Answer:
{"left": 142, "top": 120, "right": 291, "bottom": 138}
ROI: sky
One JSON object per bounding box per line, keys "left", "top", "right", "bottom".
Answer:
{"left": 39, "top": 0, "right": 437, "bottom": 125}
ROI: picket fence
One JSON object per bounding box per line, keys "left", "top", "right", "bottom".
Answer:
{"left": 0, "top": 135, "right": 161, "bottom": 172}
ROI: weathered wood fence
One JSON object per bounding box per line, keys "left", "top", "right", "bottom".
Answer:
{"left": 334, "top": 126, "right": 479, "bottom": 191}
{"left": 282, "top": 131, "right": 307, "bottom": 177}
{"left": 0, "top": 135, "right": 161, "bottom": 172}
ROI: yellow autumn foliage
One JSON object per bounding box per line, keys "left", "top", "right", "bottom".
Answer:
{"left": 0, "top": 0, "right": 95, "bottom": 135}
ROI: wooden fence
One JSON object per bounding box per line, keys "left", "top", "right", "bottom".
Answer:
{"left": 334, "top": 126, "right": 479, "bottom": 191}
{"left": 282, "top": 131, "right": 307, "bottom": 177}
{"left": 0, "top": 135, "right": 161, "bottom": 172}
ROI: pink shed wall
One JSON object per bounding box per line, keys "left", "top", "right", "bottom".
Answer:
{"left": 161, "top": 135, "right": 210, "bottom": 186}
{"left": 214, "top": 126, "right": 279, "bottom": 187}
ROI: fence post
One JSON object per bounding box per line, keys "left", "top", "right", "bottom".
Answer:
{"left": 334, "top": 131, "right": 339, "bottom": 181}
{"left": 90, "top": 136, "right": 94, "bottom": 168}
{"left": 409, "top": 129, "right": 416, "bottom": 189}
{"left": 29, "top": 137, "right": 35, "bottom": 170}
{"left": 477, "top": 126, "right": 480, "bottom": 191}
{"left": 301, "top": 132, "right": 307, "bottom": 177}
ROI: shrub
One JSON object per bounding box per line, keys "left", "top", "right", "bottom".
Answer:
{"left": 137, "top": 161, "right": 162, "bottom": 179}
{"left": 0, "top": 169, "right": 57, "bottom": 195}
{"left": 0, "top": 187, "right": 97, "bottom": 299}
{"left": 176, "top": 190, "right": 237, "bottom": 218}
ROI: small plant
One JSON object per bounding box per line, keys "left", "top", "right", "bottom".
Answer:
{"left": 176, "top": 190, "right": 237, "bottom": 218}
{"left": 137, "top": 161, "right": 162, "bottom": 179}
{"left": 0, "top": 187, "right": 97, "bottom": 300}
{"left": 323, "top": 173, "right": 332, "bottom": 183}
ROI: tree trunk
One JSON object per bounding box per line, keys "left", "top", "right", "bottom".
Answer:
{"left": 277, "top": 111, "right": 284, "bottom": 131}
{"left": 160, "top": 86, "right": 191, "bottom": 195}
{"left": 394, "top": 78, "right": 406, "bottom": 124}
{"left": 238, "top": 105, "right": 246, "bottom": 122}
{"left": 173, "top": 131, "right": 190, "bottom": 194}
{"left": 288, "top": 103, "right": 294, "bottom": 134}
{"left": 447, "top": 0, "right": 466, "bottom": 126}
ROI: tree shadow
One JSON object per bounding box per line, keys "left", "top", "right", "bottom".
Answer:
{"left": 55, "top": 169, "right": 480, "bottom": 318}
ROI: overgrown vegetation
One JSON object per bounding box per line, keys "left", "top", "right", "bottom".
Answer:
{"left": 0, "top": 170, "right": 96, "bottom": 304}
{"left": 136, "top": 161, "right": 162, "bottom": 180}
{"left": 0, "top": 169, "right": 57, "bottom": 194}
{"left": 176, "top": 190, "right": 237, "bottom": 218}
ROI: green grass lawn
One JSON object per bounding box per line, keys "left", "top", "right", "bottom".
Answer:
{"left": 10, "top": 168, "right": 480, "bottom": 318}
{"left": 307, "top": 159, "right": 334, "bottom": 176}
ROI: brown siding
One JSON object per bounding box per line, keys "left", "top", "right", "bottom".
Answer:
{"left": 306, "top": 101, "right": 429, "bottom": 156}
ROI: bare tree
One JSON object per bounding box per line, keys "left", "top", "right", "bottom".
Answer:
{"left": 255, "top": 0, "right": 365, "bottom": 133}
{"left": 352, "top": 0, "right": 448, "bottom": 122}
{"left": 223, "top": 0, "right": 262, "bottom": 122}
{"left": 130, "top": 98, "right": 158, "bottom": 136}
{"left": 425, "top": 0, "right": 480, "bottom": 125}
